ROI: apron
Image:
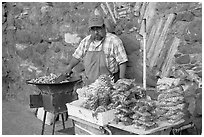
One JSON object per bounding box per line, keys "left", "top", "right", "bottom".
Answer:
{"left": 83, "top": 39, "right": 119, "bottom": 85}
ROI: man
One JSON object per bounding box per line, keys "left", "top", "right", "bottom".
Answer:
{"left": 63, "top": 14, "right": 128, "bottom": 85}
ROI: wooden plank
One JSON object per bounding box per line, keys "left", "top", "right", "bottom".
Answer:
{"left": 156, "top": 21, "right": 189, "bottom": 71}
{"left": 151, "top": 14, "right": 175, "bottom": 68}
{"left": 142, "top": 2, "right": 157, "bottom": 33}
{"left": 147, "top": 18, "right": 164, "bottom": 62}
{"left": 161, "top": 37, "right": 180, "bottom": 77}
{"left": 149, "top": 14, "right": 175, "bottom": 69}
{"left": 134, "top": 2, "right": 143, "bottom": 13}
{"left": 146, "top": 23, "right": 157, "bottom": 57}
{"left": 138, "top": 2, "right": 148, "bottom": 25}
{"left": 106, "top": 2, "right": 116, "bottom": 24}
{"left": 139, "top": 3, "right": 148, "bottom": 36}
{"left": 113, "top": 2, "right": 118, "bottom": 19}
{"left": 156, "top": 36, "right": 174, "bottom": 70}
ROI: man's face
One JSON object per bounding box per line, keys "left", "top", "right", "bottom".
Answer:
{"left": 89, "top": 25, "right": 106, "bottom": 41}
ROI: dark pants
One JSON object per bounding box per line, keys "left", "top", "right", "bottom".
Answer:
{"left": 113, "top": 71, "right": 120, "bottom": 82}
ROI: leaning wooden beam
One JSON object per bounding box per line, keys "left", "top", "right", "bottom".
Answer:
{"left": 161, "top": 37, "right": 180, "bottom": 77}
{"left": 133, "top": 2, "right": 142, "bottom": 17}
{"left": 142, "top": 2, "right": 157, "bottom": 33}
{"left": 156, "top": 36, "right": 174, "bottom": 71}
{"left": 149, "top": 14, "right": 175, "bottom": 69}
{"left": 100, "top": 3, "right": 108, "bottom": 15}
{"left": 146, "top": 23, "right": 156, "bottom": 55}
{"left": 113, "top": 2, "right": 118, "bottom": 19}
{"left": 106, "top": 2, "right": 117, "bottom": 24}
{"left": 147, "top": 18, "right": 164, "bottom": 63}
{"left": 138, "top": 2, "right": 148, "bottom": 25}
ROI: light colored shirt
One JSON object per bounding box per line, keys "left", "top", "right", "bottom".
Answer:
{"left": 73, "top": 33, "right": 128, "bottom": 74}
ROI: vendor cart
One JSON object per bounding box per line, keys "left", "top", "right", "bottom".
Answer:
{"left": 66, "top": 100, "right": 186, "bottom": 135}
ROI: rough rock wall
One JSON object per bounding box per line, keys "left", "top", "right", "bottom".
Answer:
{"left": 2, "top": 2, "right": 202, "bottom": 113}
{"left": 138, "top": 2, "right": 202, "bottom": 131}
{"left": 2, "top": 2, "right": 100, "bottom": 104}
{"left": 141, "top": 2, "right": 202, "bottom": 79}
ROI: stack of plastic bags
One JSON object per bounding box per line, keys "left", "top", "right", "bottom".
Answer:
{"left": 156, "top": 77, "right": 185, "bottom": 124}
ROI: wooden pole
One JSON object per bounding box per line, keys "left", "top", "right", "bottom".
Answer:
{"left": 143, "top": 19, "right": 147, "bottom": 90}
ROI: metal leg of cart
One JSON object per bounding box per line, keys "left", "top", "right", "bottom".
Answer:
{"left": 61, "top": 113, "right": 65, "bottom": 129}
{"left": 52, "top": 112, "right": 66, "bottom": 135}
{"left": 52, "top": 114, "right": 58, "bottom": 135}
{"left": 171, "top": 122, "right": 198, "bottom": 135}
{"left": 41, "top": 111, "right": 67, "bottom": 135}
{"left": 41, "top": 110, "right": 47, "bottom": 135}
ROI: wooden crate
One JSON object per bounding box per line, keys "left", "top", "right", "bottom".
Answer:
{"left": 66, "top": 100, "right": 115, "bottom": 126}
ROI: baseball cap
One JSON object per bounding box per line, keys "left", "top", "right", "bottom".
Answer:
{"left": 88, "top": 15, "right": 104, "bottom": 28}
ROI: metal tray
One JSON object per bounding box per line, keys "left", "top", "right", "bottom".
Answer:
{"left": 27, "top": 76, "right": 82, "bottom": 94}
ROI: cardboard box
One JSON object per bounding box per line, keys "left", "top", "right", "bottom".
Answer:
{"left": 66, "top": 100, "right": 115, "bottom": 126}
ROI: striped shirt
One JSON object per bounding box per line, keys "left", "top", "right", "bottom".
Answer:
{"left": 73, "top": 33, "right": 128, "bottom": 74}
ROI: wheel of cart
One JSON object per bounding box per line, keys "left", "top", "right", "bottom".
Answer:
{"left": 27, "top": 76, "right": 82, "bottom": 135}
{"left": 170, "top": 118, "right": 199, "bottom": 135}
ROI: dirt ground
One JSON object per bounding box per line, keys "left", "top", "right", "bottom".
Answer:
{"left": 2, "top": 100, "right": 74, "bottom": 135}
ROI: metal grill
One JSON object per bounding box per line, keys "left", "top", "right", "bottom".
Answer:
{"left": 28, "top": 76, "right": 82, "bottom": 134}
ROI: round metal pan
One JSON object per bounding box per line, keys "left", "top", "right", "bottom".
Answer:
{"left": 26, "top": 76, "right": 82, "bottom": 85}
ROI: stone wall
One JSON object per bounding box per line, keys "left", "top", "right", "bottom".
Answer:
{"left": 2, "top": 2, "right": 202, "bottom": 118}
{"left": 2, "top": 2, "right": 99, "bottom": 103}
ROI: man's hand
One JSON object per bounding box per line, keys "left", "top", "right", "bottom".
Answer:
{"left": 55, "top": 70, "right": 73, "bottom": 83}
{"left": 56, "top": 57, "right": 80, "bottom": 83}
